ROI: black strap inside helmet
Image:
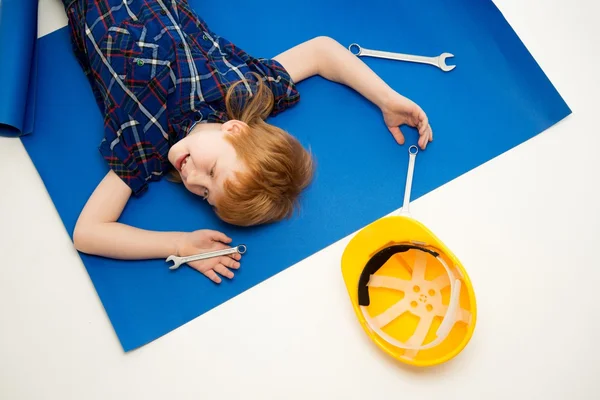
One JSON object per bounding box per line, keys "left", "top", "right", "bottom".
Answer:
{"left": 358, "top": 244, "right": 439, "bottom": 307}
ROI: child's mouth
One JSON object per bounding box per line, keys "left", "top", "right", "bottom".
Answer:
{"left": 177, "top": 154, "right": 190, "bottom": 171}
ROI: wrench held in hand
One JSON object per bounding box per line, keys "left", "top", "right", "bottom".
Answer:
{"left": 166, "top": 244, "right": 247, "bottom": 270}
{"left": 348, "top": 43, "right": 456, "bottom": 72}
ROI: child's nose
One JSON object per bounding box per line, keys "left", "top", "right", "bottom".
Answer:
{"left": 188, "top": 169, "right": 209, "bottom": 187}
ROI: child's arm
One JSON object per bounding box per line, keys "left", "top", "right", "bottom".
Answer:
{"left": 73, "top": 171, "right": 240, "bottom": 282}
{"left": 274, "top": 36, "right": 433, "bottom": 149}
{"left": 73, "top": 170, "right": 182, "bottom": 259}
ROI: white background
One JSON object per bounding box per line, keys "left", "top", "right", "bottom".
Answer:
{"left": 1, "top": 0, "right": 599, "bottom": 398}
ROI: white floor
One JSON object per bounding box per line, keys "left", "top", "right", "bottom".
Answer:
{"left": 1, "top": 0, "right": 599, "bottom": 399}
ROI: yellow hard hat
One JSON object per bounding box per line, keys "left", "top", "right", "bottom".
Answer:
{"left": 341, "top": 146, "right": 477, "bottom": 367}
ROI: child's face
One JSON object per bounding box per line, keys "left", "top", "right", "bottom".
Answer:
{"left": 168, "top": 121, "right": 246, "bottom": 205}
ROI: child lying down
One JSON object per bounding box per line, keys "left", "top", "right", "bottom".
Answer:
{"left": 62, "top": 0, "right": 432, "bottom": 283}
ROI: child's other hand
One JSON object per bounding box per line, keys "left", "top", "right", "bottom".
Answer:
{"left": 176, "top": 229, "right": 242, "bottom": 283}
{"left": 381, "top": 92, "right": 433, "bottom": 150}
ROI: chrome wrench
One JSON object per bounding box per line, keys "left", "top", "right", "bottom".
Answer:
{"left": 348, "top": 43, "right": 456, "bottom": 72}
{"left": 166, "top": 244, "right": 247, "bottom": 270}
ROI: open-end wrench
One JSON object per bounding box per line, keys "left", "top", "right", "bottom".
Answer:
{"left": 166, "top": 244, "right": 247, "bottom": 270}
{"left": 348, "top": 43, "right": 456, "bottom": 72}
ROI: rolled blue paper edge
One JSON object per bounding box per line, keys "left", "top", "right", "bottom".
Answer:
{"left": 0, "top": 0, "right": 39, "bottom": 137}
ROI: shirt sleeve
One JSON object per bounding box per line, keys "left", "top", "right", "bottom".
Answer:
{"left": 252, "top": 58, "right": 301, "bottom": 116}
{"left": 98, "top": 113, "right": 168, "bottom": 196}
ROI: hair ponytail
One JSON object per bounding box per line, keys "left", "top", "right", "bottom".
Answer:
{"left": 224, "top": 72, "right": 274, "bottom": 126}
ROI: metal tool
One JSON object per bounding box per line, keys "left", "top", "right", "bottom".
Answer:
{"left": 166, "top": 244, "right": 247, "bottom": 270}
{"left": 348, "top": 43, "right": 456, "bottom": 72}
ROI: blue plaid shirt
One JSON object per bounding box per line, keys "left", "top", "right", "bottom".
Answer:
{"left": 62, "top": 0, "right": 300, "bottom": 195}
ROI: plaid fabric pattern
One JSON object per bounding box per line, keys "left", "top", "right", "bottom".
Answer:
{"left": 62, "top": 0, "right": 300, "bottom": 195}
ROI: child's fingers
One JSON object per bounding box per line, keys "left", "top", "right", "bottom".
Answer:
{"left": 418, "top": 112, "right": 429, "bottom": 134}
{"left": 207, "top": 230, "right": 232, "bottom": 243}
{"left": 228, "top": 252, "right": 242, "bottom": 261}
{"left": 388, "top": 126, "right": 405, "bottom": 145}
{"left": 213, "top": 263, "right": 234, "bottom": 279}
{"left": 202, "top": 269, "right": 222, "bottom": 284}
{"left": 219, "top": 256, "right": 240, "bottom": 270}
{"left": 419, "top": 125, "right": 433, "bottom": 149}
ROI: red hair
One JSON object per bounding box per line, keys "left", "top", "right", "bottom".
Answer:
{"left": 215, "top": 74, "right": 314, "bottom": 226}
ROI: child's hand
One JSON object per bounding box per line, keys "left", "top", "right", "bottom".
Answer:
{"left": 381, "top": 92, "right": 433, "bottom": 150}
{"left": 175, "top": 229, "right": 242, "bottom": 283}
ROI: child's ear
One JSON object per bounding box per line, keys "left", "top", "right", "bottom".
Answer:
{"left": 222, "top": 119, "right": 249, "bottom": 134}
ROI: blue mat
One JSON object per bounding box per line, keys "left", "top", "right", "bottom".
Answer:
{"left": 0, "top": 0, "right": 38, "bottom": 136}
{"left": 18, "top": 0, "right": 570, "bottom": 351}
